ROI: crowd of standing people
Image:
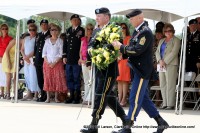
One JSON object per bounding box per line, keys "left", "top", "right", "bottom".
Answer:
{"left": 1, "top": 6, "right": 200, "bottom": 133}
{"left": 0, "top": 9, "right": 199, "bottom": 111}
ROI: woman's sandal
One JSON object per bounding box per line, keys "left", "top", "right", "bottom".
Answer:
{"left": 120, "top": 102, "right": 127, "bottom": 107}
{"left": 45, "top": 99, "right": 50, "bottom": 103}
{"left": 0, "top": 94, "right": 4, "bottom": 99}
{"left": 55, "top": 99, "right": 60, "bottom": 103}
{"left": 5, "top": 93, "right": 11, "bottom": 100}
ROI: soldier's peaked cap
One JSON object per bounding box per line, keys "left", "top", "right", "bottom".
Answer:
{"left": 70, "top": 14, "right": 80, "bottom": 20}
{"left": 27, "top": 19, "right": 35, "bottom": 25}
{"left": 40, "top": 19, "right": 48, "bottom": 25}
{"left": 95, "top": 7, "right": 110, "bottom": 14}
{"left": 126, "top": 9, "right": 142, "bottom": 18}
{"left": 189, "top": 19, "right": 198, "bottom": 25}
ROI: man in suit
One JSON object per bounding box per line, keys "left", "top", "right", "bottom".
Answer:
{"left": 34, "top": 19, "right": 51, "bottom": 102}
{"left": 80, "top": 7, "right": 128, "bottom": 133}
{"left": 112, "top": 9, "right": 169, "bottom": 133}
{"left": 63, "top": 14, "right": 85, "bottom": 104}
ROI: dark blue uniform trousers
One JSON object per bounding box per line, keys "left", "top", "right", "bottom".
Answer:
{"left": 66, "top": 64, "right": 81, "bottom": 91}
{"left": 92, "top": 74, "right": 125, "bottom": 119}
{"left": 128, "top": 72, "right": 159, "bottom": 121}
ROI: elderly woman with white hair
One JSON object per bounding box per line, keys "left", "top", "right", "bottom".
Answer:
{"left": 42, "top": 24, "right": 67, "bottom": 103}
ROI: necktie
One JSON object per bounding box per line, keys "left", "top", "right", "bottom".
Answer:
{"left": 190, "top": 33, "right": 194, "bottom": 39}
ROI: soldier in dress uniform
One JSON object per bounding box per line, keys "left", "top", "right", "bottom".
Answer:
{"left": 63, "top": 14, "right": 85, "bottom": 104}
{"left": 34, "top": 19, "right": 51, "bottom": 102}
{"left": 195, "top": 17, "right": 200, "bottom": 32}
{"left": 112, "top": 9, "right": 169, "bottom": 133}
{"left": 186, "top": 19, "right": 200, "bottom": 74}
{"left": 196, "top": 17, "right": 200, "bottom": 72}
{"left": 80, "top": 7, "right": 128, "bottom": 133}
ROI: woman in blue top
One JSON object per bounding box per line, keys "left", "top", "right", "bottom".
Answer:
{"left": 156, "top": 23, "right": 181, "bottom": 110}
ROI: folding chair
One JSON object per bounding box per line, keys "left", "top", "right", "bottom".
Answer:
{"left": 18, "top": 67, "right": 26, "bottom": 99}
{"left": 182, "top": 74, "right": 200, "bottom": 110}
{"left": 150, "top": 86, "right": 162, "bottom": 102}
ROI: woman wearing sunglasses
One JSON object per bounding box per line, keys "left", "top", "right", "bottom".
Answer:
{"left": 42, "top": 24, "right": 67, "bottom": 103}
{"left": 116, "top": 23, "right": 131, "bottom": 107}
{"left": 0, "top": 23, "right": 12, "bottom": 99}
{"left": 156, "top": 23, "right": 181, "bottom": 110}
{"left": 78, "top": 23, "right": 94, "bottom": 105}
{"left": 21, "top": 23, "right": 40, "bottom": 101}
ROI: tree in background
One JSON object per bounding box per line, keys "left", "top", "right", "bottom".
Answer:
{"left": 85, "top": 15, "right": 134, "bottom": 34}
{"left": 3, "top": 15, "right": 184, "bottom": 38}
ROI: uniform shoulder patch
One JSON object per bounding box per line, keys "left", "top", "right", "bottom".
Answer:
{"left": 139, "top": 36, "right": 146, "bottom": 45}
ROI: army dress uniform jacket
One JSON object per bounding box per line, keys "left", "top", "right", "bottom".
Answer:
{"left": 120, "top": 23, "right": 153, "bottom": 79}
{"left": 186, "top": 30, "right": 200, "bottom": 72}
{"left": 63, "top": 26, "right": 85, "bottom": 65}
{"left": 34, "top": 30, "right": 51, "bottom": 67}
{"left": 87, "top": 27, "right": 119, "bottom": 79}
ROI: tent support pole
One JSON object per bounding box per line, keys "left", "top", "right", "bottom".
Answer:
{"left": 14, "top": 20, "right": 21, "bottom": 103}
{"left": 179, "top": 17, "right": 188, "bottom": 114}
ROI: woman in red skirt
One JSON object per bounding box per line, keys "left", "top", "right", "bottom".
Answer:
{"left": 42, "top": 24, "right": 67, "bottom": 103}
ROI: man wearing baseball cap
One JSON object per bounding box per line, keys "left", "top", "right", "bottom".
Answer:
{"left": 112, "top": 9, "right": 169, "bottom": 133}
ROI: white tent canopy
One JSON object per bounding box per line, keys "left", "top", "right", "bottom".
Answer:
{"left": 0, "top": 0, "right": 199, "bottom": 21}
{"left": 0, "top": 0, "right": 199, "bottom": 23}
{"left": 114, "top": 9, "right": 183, "bottom": 23}
{"left": 0, "top": 0, "right": 99, "bottom": 20}
{"left": 37, "top": 12, "right": 84, "bottom": 21}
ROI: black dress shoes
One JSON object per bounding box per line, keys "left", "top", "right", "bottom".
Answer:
{"left": 37, "top": 98, "right": 45, "bottom": 102}
{"left": 65, "top": 98, "right": 74, "bottom": 103}
{"left": 154, "top": 115, "right": 169, "bottom": 133}
{"left": 73, "top": 100, "right": 80, "bottom": 104}
{"left": 112, "top": 128, "right": 131, "bottom": 133}
{"left": 80, "top": 128, "right": 98, "bottom": 133}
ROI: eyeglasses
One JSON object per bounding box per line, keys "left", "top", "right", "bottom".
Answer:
{"left": 1, "top": 28, "right": 8, "bottom": 30}
{"left": 87, "top": 28, "right": 93, "bottom": 31}
{"left": 50, "top": 29, "right": 58, "bottom": 31}
{"left": 164, "top": 30, "right": 173, "bottom": 33}
{"left": 29, "top": 29, "right": 36, "bottom": 32}
{"left": 121, "top": 27, "right": 126, "bottom": 30}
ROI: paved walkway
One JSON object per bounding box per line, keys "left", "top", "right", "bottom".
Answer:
{"left": 0, "top": 100, "right": 200, "bottom": 133}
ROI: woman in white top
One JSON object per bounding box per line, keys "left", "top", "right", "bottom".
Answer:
{"left": 21, "top": 23, "right": 40, "bottom": 101}
{"left": 42, "top": 24, "right": 67, "bottom": 103}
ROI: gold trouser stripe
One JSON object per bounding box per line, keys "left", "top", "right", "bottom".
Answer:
{"left": 96, "top": 77, "right": 112, "bottom": 119}
{"left": 131, "top": 78, "right": 144, "bottom": 121}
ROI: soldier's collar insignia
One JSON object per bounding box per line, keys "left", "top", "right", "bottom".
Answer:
{"left": 139, "top": 36, "right": 146, "bottom": 45}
